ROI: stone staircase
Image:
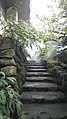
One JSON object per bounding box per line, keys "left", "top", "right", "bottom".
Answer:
{"left": 21, "top": 60, "right": 67, "bottom": 119}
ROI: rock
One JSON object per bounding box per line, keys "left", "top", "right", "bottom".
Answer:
{"left": 17, "top": 64, "right": 26, "bottom": 90}
{"left": 36, "top": 112, "right": 51, "bottom": 119}
{"left": 26, "top": 76, "right": 54, "bottom": 83}
{"left": 27, "top": 72, "right": 51, "bottom": 77}
{"left": 59, "top": 116, "right": 67, "bottom": 119}
{"left": 27, "top": 66, "right": 44, "bottom": 69}
{"left": 27, "top": 68, "right": 47, "bottom": 72}
{"left": 32, "top": 95, "right": 44, "bottom": 100}
{"left": 1, "top": 66, "right": 17, "bottom": 76}
{"left": 25, "top": 115, "right": 38, "bottom": 119}
{"left": 64, "top": 82, "right": 67, "bottom": 91}
{"left": 21, "top": 65, "right": 26, "bottom": 76}
{"left": 0, "top": 58, "right": 16, "bottom": 66}
{"left": 15, "top": 55, "right": 25, "bottom": 66}
{"left": 0, "top": 38, "right": 13, "bottom": 50}
{"left": 21, "top": 91, "right": 65, "bottom": 104}
{"left": 0, "top": 37, "right": 26, "bottom": 89}
{"left": 0, "top": 49, "right": 15, "bottom": 58}
{"left": 23, "top": 82, "right": 59, "bottom": 91}
{"left": 25, "top": 112, "right": 51, "bottom": 119}
{"left": 0, "top": 36, "right": 3, "bottom": 45}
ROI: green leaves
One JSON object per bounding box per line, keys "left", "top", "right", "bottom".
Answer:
{"left": 6, "top": 77, "right": 16, "bottom": 84}
{"left": 39, "top": 44, "right": 52, "bottom": 58}
{"left": 1, "top": 16, "right": 39, "bottom": 57}
{"left": 0, "top": 89, "right": 6, "bottom": 105}
{"left": 1, "top": 11, "right": 39, "bottom": 57}
{"left": 0, "top": 72, "right": 5, "bottom": 80}
{"left": 0, "top": 71, "right": 23, "bottom": 118}
{"left": 16, "top": 100, "right": 23, "bottom": 117}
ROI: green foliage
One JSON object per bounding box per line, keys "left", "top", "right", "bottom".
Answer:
{"left": 36, "top": 0, "right": 67, "bottom": 41}
{"left": 58, "top": 48, "right": 67, "bottom": 63}
{"left": 0, "top": 7, "right": 40, "bottom": 58}
{"left": 39, "top": 44, "right": 52, "bottom": 57}
{"left": 0, "top": 7, "right": 39, "bottom": 57}
{"left": 47, "top": 59, "right": 59, "bottom": 72}
{"left": 38, "top": 0, "right": 67, "bottom": 61}
{"left": 59, "top": 0, "right": 67, "bottom": 16}
{"left": 2, "top": 20, "right": 38, "bottom": 46}
{"left": 0, "top": 72, "right": 23, "bottom": 119}
{"left": 48, "top": 66, "right": 56, "bottom": 74}
{"left": 47, "top": 59, "right": 59, "bottom": 65}
{"left": 47, "top": 59, "right": 60, "bottom": 76}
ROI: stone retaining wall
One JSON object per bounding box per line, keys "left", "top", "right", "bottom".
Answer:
{"left": 42, "top": 59, "right": 67, "bottom": 92}
{"left": 0, "top": 36, "right": 27, "bottom": 91}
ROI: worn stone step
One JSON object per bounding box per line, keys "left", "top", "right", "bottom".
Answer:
{"left": 26, "top": 77, "right": 55, "bottom": 83}
{"left": 27, "top": 68, "right": 47, "bottom": 72}
{"left": 27, "top": 65, "right": 45, "bottom": 69}
{"left": 21, "top": 91, "right": 65, "bottom": 104}
{"left": 22, "top": 103, "right": 67, "bottom": 119}
{"left": 23, "top": 82, "right": 60, "bottom": 91}
{"left": 27, "top": 63, "right": 43, "bottom": 66}
{"left": 27, "top": 72, "right": 52, "bottom": 77}
{"left": 27, "top": 60, "right": 43, "bottom": 66}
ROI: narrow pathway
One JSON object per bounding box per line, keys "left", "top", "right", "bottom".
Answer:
{"left": 21, "top": 60, "right": 67, "bottom": 119}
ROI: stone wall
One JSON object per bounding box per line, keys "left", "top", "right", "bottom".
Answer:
{"left": 0, "top": 0, "right": 6, "bottom": 14}
{"left": 0, "top": 36, "right": 27, "bottom": 91}
{"left": 0, "top": 0, "right": 30, "bottom": 21}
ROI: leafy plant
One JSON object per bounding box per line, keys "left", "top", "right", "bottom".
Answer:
{"left": 0, "top": 7, "right": 39, "bottom": 57}
{"left": 39, "top": 44, "right": 52, "bottom": 57}
{"left": 47, "top": 59, "right": 59, "bottom": 65}
{"left": 0, "top": 71, "right": 23, "bottom": 119}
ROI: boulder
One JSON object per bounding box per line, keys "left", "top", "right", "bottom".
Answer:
{"left": 0, "top": 38, "right": 13, "bottom": 50}
{"left": 0, "top": 58, "right": 16, "bottom": 66}
{"left": 0, "top": 37, "right": 26, "bottom": 88}
{"left": 0, "top": 49, "right": 15, "bottom": 58}
{"left": 1, "top": 66, "right": 17, "bottom": 76}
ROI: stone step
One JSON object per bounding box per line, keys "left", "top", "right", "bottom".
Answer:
{"left": 27, "top": 60, "right": 43, "bottom": 66}
{"left": 27, "top": 68, "right": 47, "bottom": 72}
{"left": 26, "top": 76, "right": 55, "bottom": 83}
{"left": 23, "top": 60, "right": 67, "bottom": 119}
{"left": 21, "top": 91, "right": 65, "bottom": 104}
{"left": 27, "top": 63, "right": 43, "bottom": 66}
{"left": 23, "top": 82, "right": 60, "bottom": 91}
{"left": 27, "top": 72, "right": 52, "bottom": 77}
{"left": 27, "top": 65, "right": 45, "bottom": 69}
{"left": 22, "top": 103, "right": 67, "bottom": 119}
